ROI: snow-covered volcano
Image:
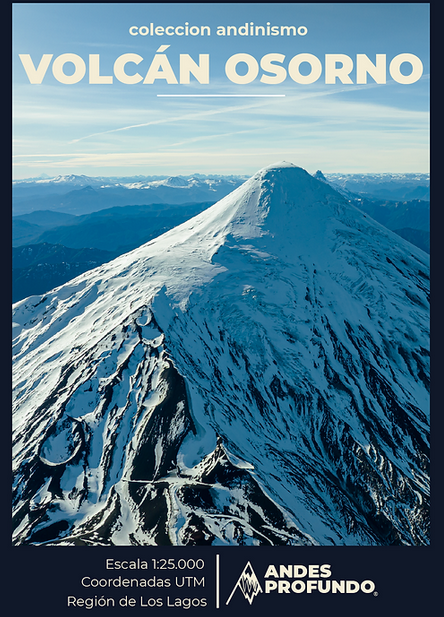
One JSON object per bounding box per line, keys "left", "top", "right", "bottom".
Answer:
{"left": 12, "top": 162, "right": 430, "bottom": 546}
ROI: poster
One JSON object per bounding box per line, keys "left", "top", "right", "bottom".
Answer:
{"left": 11, "top": 2, "right": 434, "bottom": 614}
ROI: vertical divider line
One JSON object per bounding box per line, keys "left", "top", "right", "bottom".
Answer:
{"left": 216, "top": 553, "right": 220, "bottom": 608}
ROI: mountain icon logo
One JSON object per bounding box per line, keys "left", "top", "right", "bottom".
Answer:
{"left": 226, "top": 561, "right": 263, "bottom": 605}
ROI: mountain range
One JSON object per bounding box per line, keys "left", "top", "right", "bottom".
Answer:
{"left": 13, "top": 174, "right": 248, "bottom": 216}
{"left": 12, "top": 171, "right": 429, "bottom": 303}
{"left": 12, "top": 162, "right": 429, "bottom": 546}
{"left": 326, "top": 172, "right": 430, "bottom": 201}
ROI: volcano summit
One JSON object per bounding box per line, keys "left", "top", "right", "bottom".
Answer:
{"left": 12, "top": 162, "right": 430, "bottom": 546}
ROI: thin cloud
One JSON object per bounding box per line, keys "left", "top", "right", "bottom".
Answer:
{"left": 67, "top": 80, "right": 415, "bottom": 145}
{"left": 68, "top": 99, "right": 280, "bottom": 144}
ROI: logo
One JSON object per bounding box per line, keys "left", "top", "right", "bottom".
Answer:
{"left": 222, "top": 561, "right": 378, "bottom": 605}
{"left": 226, "top": 561, "right": 263, "bottom": 606}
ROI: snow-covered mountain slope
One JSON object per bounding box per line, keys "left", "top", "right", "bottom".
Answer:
{"left": 12, "top": 162, "right": 429, "bottom": 546}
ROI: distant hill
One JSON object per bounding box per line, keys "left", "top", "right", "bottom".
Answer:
{"left": 13, "top": 219, "right": 46, "bottom": 246}
{"left": 353, "top": 198, "right": 429, "bottom": 232}
{"left": 393, "top": 228, "right": 430, "bottom": 254}
{"left": 13, "top": 202, "right": 215, "bottom": 252}
{"left": 14, "top": 210, "right": 76, "bottom": 227}
{"left": 13, "top": 243, "right": 116, "bottom": 303}
{"left": 13, "top": 210, "right": 77, "bottom": 246}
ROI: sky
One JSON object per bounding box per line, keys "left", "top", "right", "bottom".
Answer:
{"left": 12, "top": 2, "right": 430, "bottom": 179}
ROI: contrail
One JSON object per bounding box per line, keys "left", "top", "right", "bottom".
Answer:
{"left": 68, "top": 99, "right": 280, "bottom": 144}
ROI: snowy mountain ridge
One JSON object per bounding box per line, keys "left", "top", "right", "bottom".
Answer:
{"left": 12, "top": 162, "right": 429, "bottom": 546}
{"left": 12, "top": 173, "right": 250, "bottom": 216}
{"left": 13, "top": 173, "right": 249, "bottom": 190}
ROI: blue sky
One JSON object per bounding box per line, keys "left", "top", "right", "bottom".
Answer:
{"left": 12, "top": 3, "right": 430, "bottom": 178}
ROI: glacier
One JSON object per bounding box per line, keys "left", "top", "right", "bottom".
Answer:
{"left": 12, "top": 162, "right": 429, "bottom": 546}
